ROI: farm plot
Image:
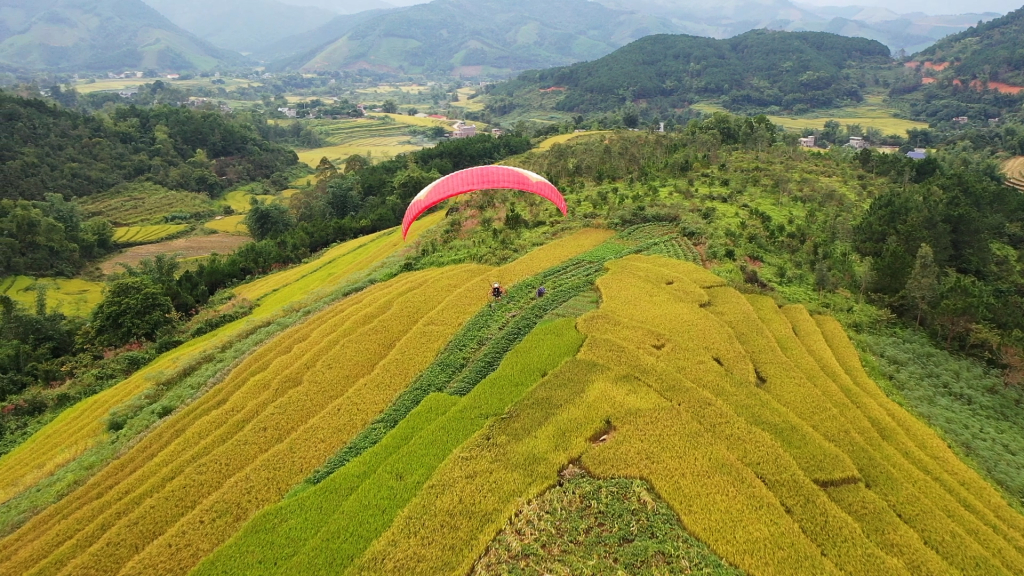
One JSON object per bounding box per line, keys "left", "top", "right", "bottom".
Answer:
{"left": 339, "top": 256, "right": 1023, "bottom": 576}
{"left": 0, "top": 276, "right": 104, "bottom": 316}
{"left": 0, "top": 227, "right": 610, "bottom": 576}
{"left": 113, "top": 225, "right": 188, "bottom": 245}
{"left": 295, "top": 118, "right": 430, "bottom": 168}
{"left": 78, "top": 184, "right": 214, "bottom": 226}
{"left": 100, "top": 234, "right": 250, "bottom": 274}
{"left": 692, "top": 97, "right": 928, "bottom": 137}
{"left": 537, "top": 131, "right": 611, "bottom": 151}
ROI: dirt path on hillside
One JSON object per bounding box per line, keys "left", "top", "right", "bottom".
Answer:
{"left": 101, "top": 234, "right": 251, "bottom": 274}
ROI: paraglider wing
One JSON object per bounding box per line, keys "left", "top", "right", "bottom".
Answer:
{"left": 402, "top": 166, "right": 567, "bottom": 239}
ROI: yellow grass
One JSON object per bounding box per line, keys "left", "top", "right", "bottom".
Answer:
{"left": 537, "top": 131, "right": 611, "bottom": 151}
{"left": 0, "top": 276, "right": 104, "bottom": 317}
{"left": 204, "top": 215, "right": 248, "bottom": 235}
{"left": 692, "top": 97, "right": 929, "bottom": 136}
{"left": 355, "top": 84, "right": 429, "bottom": 95}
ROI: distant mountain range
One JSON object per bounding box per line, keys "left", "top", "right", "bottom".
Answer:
{"left": 265, "top": 0, "right": 680, "bottom": 76}
{"left": 0, "top": 0, "right": 243, "bottom": 72}
{"left": 0, "top": 0, "right": 1009, "bottom": 76}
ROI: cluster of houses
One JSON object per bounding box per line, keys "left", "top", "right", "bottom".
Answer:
{"left": 798, "top": 135, "right": 928, "bottom": 160}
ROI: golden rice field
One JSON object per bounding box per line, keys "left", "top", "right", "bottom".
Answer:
{"left": 112, "top": 224, "right": 188, "bottom": 244}
{"left": 0, "top": 276, "right": 104, "bottom": 316}
{"left": 2, "top": 239, "right": 1022, "bottom": 576}
{"left": 332, "top": 256, "right": 1024, "bottom": 576}
{"left": 78, "top": 185, "right": 214, "bottom": 227}
{"left": 692, "top": 98, "right": 929, "bottom": 137}
{"left": 74, "top": 77, "right": 259, "bottom": 94}
{"left": 375, "top": 113, "right": 454, "bottom": 130}
{"left": 0, "top": 227, "right": 610, "bottom": 576}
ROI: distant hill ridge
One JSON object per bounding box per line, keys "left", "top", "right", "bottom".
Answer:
{"left": 490, "top": 30, "right": 890, "bottom": 114}
{"left": 265, "top": 0, "right": 681, "bottom": 76}
{"left": 0, "top": 0, "right": 244, "bottom": 71}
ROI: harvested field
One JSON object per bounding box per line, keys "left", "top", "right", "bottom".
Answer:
{"left": 100, "top": 234, "right": 250, "bottom": 274}
{"left": 1002, "top": 157, "right": 1024, "bottom": 191}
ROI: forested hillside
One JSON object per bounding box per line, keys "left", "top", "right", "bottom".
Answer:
{"left": 893, "top": 7, "right": 1024, "bottom": 122}
{"left": 270, "top": 0, "right": 680, "bottom": 76}
{"left": 488, "top": 31, "right": 890, "bottom": 115}
{"left": 0, "top": 0, "right": 243, "bottom": 71}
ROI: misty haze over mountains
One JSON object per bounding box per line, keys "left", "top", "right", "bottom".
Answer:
{"left": 0, "top": 0, "right": 1009, "bottom": 73}
{"left": 142, "top": 0, "right": 1000, "bottom": 62}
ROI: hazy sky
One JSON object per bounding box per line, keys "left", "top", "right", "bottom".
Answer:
{"left": 796, "top": 0, "right": 1018, "bottom": 14}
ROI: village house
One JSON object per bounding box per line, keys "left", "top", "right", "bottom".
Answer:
{"left": 848, "top": 136, "right": 869, "bottom": 150}
{"left": 798, "top": 135, "right": 816, "bottom": 148}
{"left": 451, "top": 122, "right": 477, "bottom": 138}
{"left": 907, "top": 148, "right": 928, "bottom": 160}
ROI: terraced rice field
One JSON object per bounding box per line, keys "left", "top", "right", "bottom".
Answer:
{"left": 0, "top": 215, "right": 447, "bottom": 518}
{"left": 1002, "top": 156, "right": 1024, "bottom": 191}
{"left": 376, "top": 113, "right": 454, "bottom": 129}
{"left": 112, "top": 225, "right": 188, "bottom": 244}
{"left": 0, "top": 276, "right": 104, "bottom": 316}
{"left": 296, "top": 118, "right": 428, "bottom": 167}
{"left": 78, "top": 186, "right": 214, "bottom": 226}
{"left": 2, "top": 231, "right": 1022, "bottom": 576}
{"left": 326, "top": 256, "right": 1023, "bottom": 575}
{"left": 0, "top": 227, "right": 610, "bottom": 576}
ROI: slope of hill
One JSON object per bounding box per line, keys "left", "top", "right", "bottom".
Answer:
{"left": 269, "top": 0, "right": 681, "bottom": 76}
{"left": 911, "top": 6, "right": 1024, "bottom": 87}
{"left": 141, "top": 0, "right": 334, "bottom": 54}
{"left": 0, "top": 0, "right": 244, "bottom": 71}
{"left": 195, "top": 254, "right": 1024, "bottom": 575}
{"left": 491, "top": 30, "right": 890, "bottom": 114}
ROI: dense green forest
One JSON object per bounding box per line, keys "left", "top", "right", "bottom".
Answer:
{"left": 488, "top": 31, "right": 890, "bottom": 116}
{"left": 0, "top": 91, "right": 297, "bottom": 276}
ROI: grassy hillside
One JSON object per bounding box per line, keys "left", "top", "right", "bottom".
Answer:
{"left": 489, "top": 30, "right": 890, "bottom": 115}
{"left": 271, "top": 0, "right": 680, "bottom": 76}
{"left": 0, "top": 0, "right": 243, "bottom": 71}
{"left": 78, "top": 184, "right": 215, "bottom": 227}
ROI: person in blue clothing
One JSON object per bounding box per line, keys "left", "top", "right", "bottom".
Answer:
{"left": 536, "top": 285, "right": 547, "bottom": 298}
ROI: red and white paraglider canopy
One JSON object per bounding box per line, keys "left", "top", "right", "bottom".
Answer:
{"left": 402, "top": 165, "right": 567, "bottom": 239}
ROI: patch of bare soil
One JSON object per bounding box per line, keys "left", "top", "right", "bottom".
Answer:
{"left": 101, "top": 234, "right": 250, "bottom": 274}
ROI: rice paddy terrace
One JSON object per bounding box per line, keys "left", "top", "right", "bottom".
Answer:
{"left": 0, "top": 217, "right": 1021, "bottom": 575}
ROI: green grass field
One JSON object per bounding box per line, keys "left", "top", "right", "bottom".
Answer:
{"left": 0, "top": 276, "right": 104, "bottom": 316}
{"left": 112, "top": 225, "right": 188, "bottom": 245}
